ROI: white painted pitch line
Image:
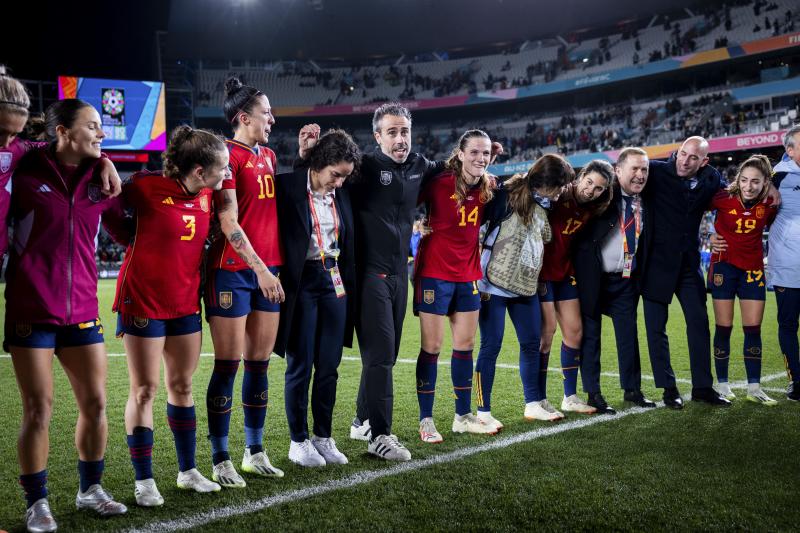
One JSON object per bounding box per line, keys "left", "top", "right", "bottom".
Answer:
{"left": 126, "top": 400, "right": 666, "bottom": 533}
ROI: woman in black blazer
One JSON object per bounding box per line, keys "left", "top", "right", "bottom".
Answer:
{"left": 274, "top": 130, "right": 359, "bottom": 467}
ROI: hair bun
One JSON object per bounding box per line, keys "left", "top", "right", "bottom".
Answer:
{"left": 224, "top": 77, "right": 243, "bottom": 95}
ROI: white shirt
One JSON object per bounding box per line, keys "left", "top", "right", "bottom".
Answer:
{"left": 600, "top": 191, "right": 643, "bottom": 273}
{"left": 306, "top": 171, "right": 340, "bottom": 261}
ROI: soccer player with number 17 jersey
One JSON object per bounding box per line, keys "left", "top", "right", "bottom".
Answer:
{"left": 707, "top": 155, "right": 778, "bottom": 405}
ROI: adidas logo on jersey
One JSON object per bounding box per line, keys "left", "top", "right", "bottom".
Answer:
{"left": 38, "top": 184, "right": 52, "bottom": 193}
{"left": 245, "top": 161, "right": 255, "bottom": 168}
{"left": 162, "top": 197, "right": 175, "bottom": 205}
{"left": 728, "top": 208, "right": 737, "bottom": 215}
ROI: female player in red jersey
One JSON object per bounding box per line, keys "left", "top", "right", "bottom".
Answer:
{"left": 413, "top": 129, "right": 499, "bottom": 443}
{"left": 204, "top": 77, "right": 285, "bottom": 487}
{"left": 113, "top": 125, "right": 229, "bottom": 506}
{"left": 538, "top": 160, "right": 614, "bottom": 414}
{"left": 5, "top": 99, "right": 126, "bottom": 533}
{"left": 707, "top": 155, "right": 778, "bottom": 404}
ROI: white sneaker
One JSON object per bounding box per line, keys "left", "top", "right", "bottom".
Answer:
{"left": 368, "top": 434, "right": 412, "bottom": 462}
{"left": 242, "top": 448, "right": 285, "bottom": 478}
{"left": 311, "top": 436, "right": 349, "bottom": 465}
{"left": 25, "top": 498, "right": 57, "bottom": 533}
{"left": 452, "top": 413, "right": 498, "bottom": 434}
{"left": 350, "top": 418, "right": 371, "bottom": 441}
{"left": 746, "top": 384, "right": 778, "bottom": 406}
{"left": 476, "top": 411, "right": 504, "bottom": 432}
{"left": 419, "top": 417, "right": 444, "bottom": 443}
{"left": 524, "top": 400, "right": 564, "bottom": 421}
{"left": 289, "top": 439, "right": 326, "bottom": 467}
{"left": 75, "top": 484, "right": 128, "bottom": 516}
{"left": 212, "top": 460, "right": 246, "bottom": 488}
{"left": 134, "top": 478, "right": 164, "bottom": 507}
{"left": 716, "top": 382, "right": 736, "bottom": 400}
{"left": 176, "top": 468, "right": 221, "bottom": 493}
{"left": 561, "top": 394, "right": 598, "bottom": 414}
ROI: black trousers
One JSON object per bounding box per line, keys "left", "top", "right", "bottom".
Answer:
{"left": 581, "top": 273, "right": 642, "bottom": 394}
{"left": 355, "top": 272, "right": 408, "bottom": 437}
{"left": 643, "top": 257, "right": 712, "bottom": 389}
{"left": 284, "top": 261, "right": 347, "bottom": 442}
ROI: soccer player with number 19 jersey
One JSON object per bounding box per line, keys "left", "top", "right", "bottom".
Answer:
{"left": 413, "top": 130, "right": 498, "bottom": 443}
{"left": 113, "top": 126, "right": 229, "bottom": 506}
{"left": 707, "top": 155, "right": 778, "bottom": 405}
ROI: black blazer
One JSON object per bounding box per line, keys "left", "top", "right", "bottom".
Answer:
{"left": 640, "top": 155, "right": 723, "bottom": 303}
{"left": 573, "top": 184, "right": 653, "bottom": 317}
{"left": 273, "top": 168, "right": 357, "bottom": 356}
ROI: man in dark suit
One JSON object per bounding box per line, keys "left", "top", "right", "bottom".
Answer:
{"left": 641, "top": 137, "right": 730, "bottom": 408}
{"left": 574, "top": 148, "right": 657, "bottom": 414}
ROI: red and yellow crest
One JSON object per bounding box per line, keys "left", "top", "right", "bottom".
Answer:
{"left": 200, "top": 195, "right": 209, "bottom": 213}
{"left": 754, "top": 205, "right": 765, "bottom": 219}
{"left": 713, "top": 274, "right": 724, "bottom": 287}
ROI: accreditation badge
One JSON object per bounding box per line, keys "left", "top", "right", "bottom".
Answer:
{"left": 330, "top": 264, "right": 346, "bottom": 298}
{"left": 622, "top": 253, "right": 633, "bottom": 279}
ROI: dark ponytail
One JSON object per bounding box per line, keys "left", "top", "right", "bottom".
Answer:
{"left": 43, "top": 98, "right": 94, "bottom": 143}
{"left": 223, "top": 77, "right": 264, "bottom": 129}
{"left": 162, "top": 125, "right": 226, "bottom": 179}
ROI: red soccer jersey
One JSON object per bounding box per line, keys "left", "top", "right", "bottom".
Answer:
{"left": 539, "top": 196, "right": 593, "bottom": 281}
{"left": 114, "top": 172, "right": 213, "bottom": 319}
{"left": 709, "top": 191, "right": 777, "bottom": 271}
{"left": 208, "top": 140, "right": 283, "bottom": 271}
{"left": 415, "top": 171, "right": 486, "bottom": 282}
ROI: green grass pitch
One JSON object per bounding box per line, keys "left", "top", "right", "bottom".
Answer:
{"left": 0, "top": 280, "right": 798, "bottom": 532}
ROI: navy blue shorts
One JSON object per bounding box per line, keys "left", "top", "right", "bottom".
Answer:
{"left": 116, "top": 313, "right": 202, "bottom": 338}
{"left": 205, "top": 267, "right": 281, "bottom": 319}
{"left": 3, "top": 319, "right": 104, "bottom": 352}
{"left": 538, "top": 276, "right": 579, "bottom": 303}
{"left": 413, "top": 276, "right": 481, "bottom": 316}
{"left": 708, "top": 262, "right": 766, "bottom": 301}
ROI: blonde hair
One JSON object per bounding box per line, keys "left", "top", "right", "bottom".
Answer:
{"left": 0, "top": 74, "right": 30, "bottom": 118}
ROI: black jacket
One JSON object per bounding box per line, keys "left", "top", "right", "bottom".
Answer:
{"left": 640, "top": 154, "right": 723, "bottom": 303}
{"left": 573, "top": 184, "right": 653, "bottom": 317}
{"left": 273, "top": 168, "right": 357, "bottom": 356}
{"left": 348, "top": 148, "right": 444, "bottom": 276}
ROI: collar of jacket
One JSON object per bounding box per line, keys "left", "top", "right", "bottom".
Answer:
{"left": 372, "top": 146, "right": 418, "bottom": 168}
{"left": 666, "top": 152, "right": 718, "bottom": 182}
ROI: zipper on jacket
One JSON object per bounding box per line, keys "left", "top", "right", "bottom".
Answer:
{"left": 66, "top": 194, "right": 75, "bottom": 323}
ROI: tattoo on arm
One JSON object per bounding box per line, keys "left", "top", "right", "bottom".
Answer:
{"left": 218, "top": 190, "right": 267, "bottom": 271}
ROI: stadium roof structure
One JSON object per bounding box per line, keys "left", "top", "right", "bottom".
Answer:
{"left": 166, "top": 0, "right": 694, "bottom": 62}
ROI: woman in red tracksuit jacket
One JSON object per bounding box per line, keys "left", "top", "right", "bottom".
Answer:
{"left": 5, "top": 99, "right": 127, "bottom": 533}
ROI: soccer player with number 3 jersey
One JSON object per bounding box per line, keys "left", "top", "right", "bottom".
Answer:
{"left": 707, "top": 155, "right": 778, "bottom": 404}
{"left": 413, "top": 130, "right": 498, "bottom": 443}
{"left": 113, "top": 126, "right": 229, "bottom": 506}
{"left": 204, "top": 77, "right": 285, "bottom": 487}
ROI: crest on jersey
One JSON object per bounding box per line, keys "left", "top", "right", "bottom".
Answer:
{"left": 200, "top": 195, "right": 209, "bottom": 213}
{"left": 755, "top": 205, "right": 765, "bottom": 219}
{"left": 15, "top": 323, "right": 32, "bottom": 338}
{"left": 133, "top": 317, "right": 149, "bottom": 329}
{"left": 537, "top": 282, "right": 548, "bottom": 297}
{"left": 219, "top": 291, "right": 233, "bottom": 309}
{"left": 0, "top": 152, "right": 11, "bottom": 173}
{"left": 87, "top": 183, "right": 102, "bottom": 203}
{"left": 423, "top": 290, "right": 435, "bottom": 304}
{"left": 380, "top": 171, "right": 392, "bottom": 186}
{"left": 713, "top": 274, "right": 724, "bottom": 287}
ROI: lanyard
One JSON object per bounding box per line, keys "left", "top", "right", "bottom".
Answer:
{"left": 618, "top": 196, "right": 641, "bottom": 254}
{"left": 308, "top": 191, "right": 339, "bottom": 264}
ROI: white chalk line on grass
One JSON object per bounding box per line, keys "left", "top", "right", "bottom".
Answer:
{"left": 126, "top": 400, "right": 663, "bottom": 533}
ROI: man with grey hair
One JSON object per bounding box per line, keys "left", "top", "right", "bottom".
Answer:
{"left": 640, "top": 136, "right": 732, "bottom": 408}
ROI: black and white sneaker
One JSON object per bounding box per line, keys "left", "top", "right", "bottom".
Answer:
{"left": 349, "top": 417, "right": 371, "bottom": 441}
{"left": 368, "top": 434, "right": 411, "bottom": 461}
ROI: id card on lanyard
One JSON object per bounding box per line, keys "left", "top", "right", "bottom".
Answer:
{"left": 308, "top": 192, "right": 346, "bottom": 298}
{"left": 619, "top": 197, "right": 641, "bottom": 279}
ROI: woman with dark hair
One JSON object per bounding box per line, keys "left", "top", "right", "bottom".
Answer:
{"left": 707, "top": 154, "right": 777, "bottom": 404}
{"left": 5, "top": 98, "right": 127, "bottom": 532}
{"left": 538, "top": 160, "right": 614, "bottom": 415}
{"left": 474, "top": 154, "right": 574, "bottom": 430}
{"left": 113, "top": 125, "right": 230, "bottom": 506}
{"left": 274, "top": 129, "right": 360, "bottom": 466}
{"left": 413, "top": 129, "right": 498, "bottom": 444}
{"left": 204, "top": 77, "right": 285, "bottom": 486}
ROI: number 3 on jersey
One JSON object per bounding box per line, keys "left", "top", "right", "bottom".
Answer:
{"left": 181, "top": 215, "right": 196, "bottom": 241}
{"left": 458, "top": 205, "right": 479, "bottom": 226}
{"left": 257, "top": 174, "right": 275, "bottom": 199}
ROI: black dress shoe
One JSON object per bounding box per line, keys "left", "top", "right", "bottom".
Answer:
{"left": 587, "top": 392, "right": 616, "bottom": 415}
{"left": 691, "top": 387, "right": 732, "bottom": 406}
{"left": 662, "top": 387, "right": 684, "bottom": 409}
{"left": 624, "top": 389, "right": 656, "bottom": 408}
